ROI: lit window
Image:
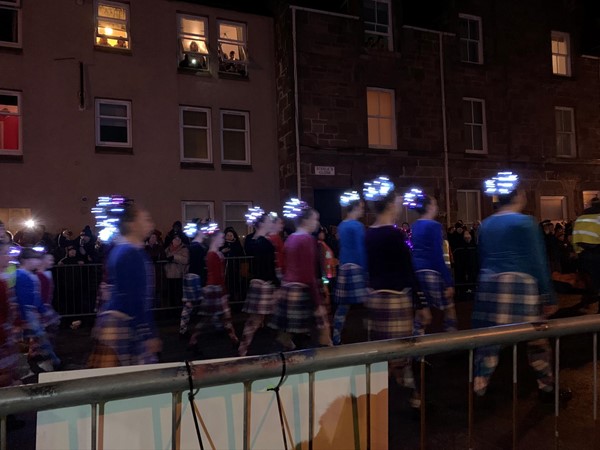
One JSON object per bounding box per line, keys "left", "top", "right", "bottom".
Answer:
{"left": 583, "top": 191, "right": 600, "bottom": 209}
{"left": 0, "top": 91, "right": 21, "bottom": 155}
{"left": 182, "top": 201, "right": 214, "bottom": 224}
{"left": 0, "top": 0, "right": 21, "bottom": 48}
{"left": 540, "top": 196, "right": 567, "bottom": 221}
{"left": 367, "top": 88, "right": 396, "bottom": 149}
{"left": 551, "top": 31, "right": 571, "bottom": 76}
{"left": 221, "top": 111, "right": 250, "bottom": 165}
{"left": 180, "top": 107, "right": 211, "bottom": 162}
{"left": 218, "top": 21, "right": 248, "bottom": 77}
{"left": 457, "top": 190, "right": 481, "bottom": 225}
{"left": 459, "top": 14, "right": 483, "bottom": 64}
{"left": 463, "top": 98, "right": 487, "bottom": 153}
{"left": 95, "top": 1, "right": 130, "bottom": 50}
{"left": 223, "top": 202, "right": 252, "bottom": 238}
{"left": 555, "top": 107, "right": 576, "bottom": 157}
{"left": 364, "top": 0, "right": 392, "bottom": 51}
{"left": 95, "top": 99, "right": 131, "bottom": 147}
{"left": 177, "top": 15, "right": 209, "bottom": 71}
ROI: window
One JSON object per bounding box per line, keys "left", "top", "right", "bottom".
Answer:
{"left": 95, "top": 99, "right": 131, "bottom": 147}
{"left": 583, "top": 191, "right": 600, "bottom": 209}
{"left": 555, "top": 107, "right": 576, "bottom": 157}
{"left": 180, "top": 107, "right": 211, "bottom": 162}
{"left": 367, "top": 88, "right": 396, "bottom": 149}
{"left": 0, "top": 0, "right": 21, "bottom": 48}
{"left": 0, "top": 207, "right": 30, "bottom": 233}
{"left": 95, "top": 1, "right": 130, "bottom": 50}
{"left": 540, "top": 196, "right": 567, "bottom": 221}
{"left": 223, "top": 202, "right": 252, "bottom": 238}
{"left": 364, "top": 0, "right": 392, "bottom": 51}
{"left": 182, "top": 201, "right": 214, "bottom": 224}
{"left": 221, "top": 110, "right": 250, "bottom": 165}
{"left": 457, "top": 190, "right": 481, "bottom": 225}
{"left": 459, "top": 14, "right": 483, "bottom": 64}
{"left": 0, "top": 91, "right": 21, "bottom": 155}
{"left": 218, "top": 21, "right": 248, "bottom": 77}
{"left": 177, "top": 14, "right": 209, "bottom": 71}
{"left": 551, "top": 31, "right": 570, "bottom": 76}
{"left": 463, "top": 98, "right": 487, "bottom": 154}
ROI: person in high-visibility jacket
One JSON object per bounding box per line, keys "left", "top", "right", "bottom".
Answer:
{"left": 572, "top": 197, "right": 600, "bottom": 309}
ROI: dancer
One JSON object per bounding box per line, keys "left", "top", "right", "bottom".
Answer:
{"left": 267, "top": 213, "right": 285, "bottom": 280}
{"left": 88, "top": 196, "right": 161, "bottom": 368}
{"left": 404, "top": 188, "right": 456, "bottom": 335}
{"left": 332, "top": 191, "right": 369, "bottom": 345}
{"left": 179, "top": 221, "right": 207, "bottom": 338}
{"left": 269, "top": 199, "right": 332, "bottom": 350}
{"left": 238, "top": 207, "right": 279, "bottom": 356}
{"left": 0, "top": 242, "right": 19, "bottom": 386}
{"left": 473, "top": 172, "right": 567, "bottom": 402}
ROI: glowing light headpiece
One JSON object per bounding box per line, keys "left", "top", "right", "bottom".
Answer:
{"left": 92, "top": 195, "right": 132, "bottom": 242}
{"left": 269, "top": 211, "right": 279, "bottom": 221}
{"left": 402, "top": 188, "right": 425, "bottom": 209}
{"left": 484, "top": 172, "right": 520, "bottom": 196}
{"left": 245, "top": 206, "right": 265, "bottom": 226}
{"left": 183, "top": 222, "right": 199, "bottom": 238}
{"left": 363, "top": 176, "right": 395, "bottom": 201}
{"left": 200, "top": 222, "right": 220, "bottom": 235}
{"left": 283, "top": 198, "right": 309, "bottom": 219}
{"left": 339, "top": 191, "right": 361, "bottom": 207}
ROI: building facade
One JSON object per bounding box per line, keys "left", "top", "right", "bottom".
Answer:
{"left": 275, "top": 0, "right": 600, "bottom": 227}
{"left": 0, "top": 0, "right": 279, "bottom": 237}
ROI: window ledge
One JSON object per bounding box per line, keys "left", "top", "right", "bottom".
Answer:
{"left": 180, "top": 161, "right": 214, "bottom": 170}
{"left": 221, "top": 163, "right": 252, "bottom": 171}
{"left": 0, "top": 45, "right": 22, "bottom": 55}
{"left": 0, "top": 154, "right": 23, "bottom": 163}
{"left": 218, "top": 71, "right": 249, "bottom": 81}
{"left": 95, "top": 146, "right": 133, "bottom": 155}
{"left": 94, "top": 46, "right": 133, "bottom": 56}
{"left": 177, "top": 67, "right": 212, "bottom": 77}
{"left": 464, "top": 151, "right": 488, "bottom": 157}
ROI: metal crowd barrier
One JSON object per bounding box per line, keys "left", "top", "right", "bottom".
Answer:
{"left": 2, "top": 315, "right": 600, "bottom": 450}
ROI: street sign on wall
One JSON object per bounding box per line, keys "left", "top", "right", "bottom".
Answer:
{"left": 314, "top": 166, "right": 335, "bottom": 176}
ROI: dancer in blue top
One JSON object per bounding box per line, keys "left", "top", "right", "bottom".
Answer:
{"left": 332, "top": 191, "right": 369, "bottom": 345}
{"left": 473, "top": 172, "right": 565, "bottom": 403}
{"left": 404, "top": 188, "right": 456, "bottom": 335}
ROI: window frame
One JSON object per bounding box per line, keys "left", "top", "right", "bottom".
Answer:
{"left": 220, "top": 110, "right": 251, "bottom": 165}
{"left": 456, "top": 189, "right": 481, "bottom": 226}
{"left": 94, "top": 0, "right": 131, "bottom": 50}
{"left": 540, "top": 195, "right": 568, "bottom": 221}
{"left": 366, "top": 87, "right": 397, "bottom": 150}
{"left": 179, "top": 106, "right": 212, "bottom": 163}
{"left": 95, "top": 98, "right": 132, "bottom": 148}
{"left": 0, "top": 2, "right": 22, "bottom": 48}
{"left": 458, "top": 13, "right": 483, "bottom": 64}
{"left": 551, "top": 31, "right": 571, "bottom": 77}
{"left": 223, "top": 201, "right": 253, "bottom": 238}
{"left": 463, "top": 97, "right": 488, "bottom": 154}
{"left": 181, "top": 201, "right": 215, "bottom": 224}
{"left": 217, "top": 20, "right": 249, "bottom": 76}
{"left": 363, "top": 0, "right": 393, "bottom": 51}
{"left": 554, "top": 106, "right": 576, "bottom": 158}
{"left": 177, "top": 13, "right": 209, "bottom": 71}
{"left": 0, "top": 90, "right": 22, "bottom": 156}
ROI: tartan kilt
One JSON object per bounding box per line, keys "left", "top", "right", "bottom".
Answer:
{"left": 182, "top": 273, "right": 204, "bottom": 304}
{"left": 334, "top": 263, "right": 369, "bottom": 305}
{"left": 243, "top": 279, "right": 276, "bottom": 315}
{"left": 88, "top": 311, "right": 157, "bottom": 368}
{"left": 367, "top": 289, "right": 414, "bottom": 340}
{"left": 472, "top": 271, "right": 542, "bottom": 328}
{"left": 198, "top": 285, "right": 231, "bottom": 316}
{"left": 415, "top": 269, "right": 447, "bottom": 310}
{"left": 269, "top": 282, "right": 325, "bottom": 333}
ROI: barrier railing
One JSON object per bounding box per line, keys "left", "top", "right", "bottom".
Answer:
{"left": 2, "top": 315, "right": 600, "bottom": 450}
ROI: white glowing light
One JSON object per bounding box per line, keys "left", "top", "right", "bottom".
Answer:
{"left": 363, "top": 176, "right": 395, "bottom": 201}
{"left": 269, "top": 211, "right": 279, "bottom": 220}
{"left": 183, "top": 222, "right": 198, "bottom": 238}
{"left": 93, "top": 194, "right": 129, "bottom": 242}
{"left": 339, "top": 191, "right": 360, "bottom": 207}
{"left": 32, "top": 246, "right": 45, "bottom": 253}
{"left": 283, "top": 198, "right": 308, "bottom": 219}
{"left": 245, "top": 206, "right": 265, "bottom": 226}
{"left": 200, "top": 222, "right": 219, "bottom": 235}
{"left": 402, "top": 188, "right": 424, "bottom": 208}
{"left": 484, "top": 171, "right": 520, "bottom": 196}
{"left": 105, "top": 27, "right": 113, "bottom": 36}
{"left": 24, "top": 219, "right": 36, "bottom": 229}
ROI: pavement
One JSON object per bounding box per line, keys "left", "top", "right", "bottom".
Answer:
{"left": 6, "top": 293, "right": 600, "bottom": 449}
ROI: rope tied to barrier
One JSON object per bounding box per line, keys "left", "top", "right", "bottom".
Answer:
{"left": 185, "top": 360, "right": 205, "bottom": 450}
{"left": 267, "top": 352, "right": 288, "bottom": 450}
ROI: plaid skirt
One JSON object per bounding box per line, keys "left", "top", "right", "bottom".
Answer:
{"left": 198, "top": 285, "right": 230, "bottom": 316}
{"left": 367, "top": 289, "right": 414, "bottom": 341}
{"left": 472, "top": 271, "right": 542, "bottom": 328}
{"left": 182, "top": 273, "right": 204, "bottom": 304}
{"left": 334, "top": 263, "right": 369, "bottom": 305}
{"left": 88, "top": 311, "right": 157, "bottom": 368}
{"left": 415, "top": 269, "right": 447, "bottom": 310}
{"left": 269, "top": 282, "right": 326, "bottom": 333}
{"left": 243, "top": 279, "right": 276, "bottom": 315}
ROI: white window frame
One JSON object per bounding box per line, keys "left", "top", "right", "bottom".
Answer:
{"left": 583, "top": 191, "right": 600, "bottom": 210}
{"left": 551, "top": 31, "right": 571, "bottom": 77}
{"left": 458, "top": 14, "right": 483, "bottom": 64}
{"left": 179, "top": 106, "right": 212, "bottom": 163}
{"left": 555, "top": 106, "right": 576, "bottom": 158}
{"left": 463, "top": 97, "right": 487, "bottom": 154}
{"left": 94, "top": 0, "right": 131, "bottom": 50}
{"left": 220, "top": 110, "right": 250, "bottom": 165}
{"left": 0, "top": 90, "right": 22, "bottom": 155}
{"left": 223, "top": 201, "right": 253, "bottom": 237}
{"left": 217, "top": 20, "right": 249, "bottom": 75}
{"left": 457, "top": 190, "right": 481, "bottom": 225}
{"left": 0, "top": 1, "right": 21, "bottom": 48}
{"left": 177, "top": 14, "right": 209, "bottom": 71}
{"left": 540, "top": 196, "right": 568, "bottom": 221}
{"left": 95, "top": 99, "right": 132, "bottom": 147}
{"left": 367, "top": 87, "right": 397, "bottom": 150}
{"left": 364, "top": 0, "right": 393, "bottom": 51}
{"left": 182, "top": 201, "right": 215, "bottom": 224}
